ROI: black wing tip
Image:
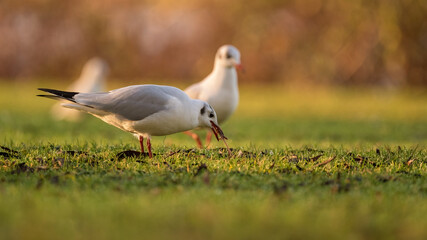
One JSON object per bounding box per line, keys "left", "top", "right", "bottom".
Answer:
{"left": 36, "top": 94, "right": 64, "bottom": 101}
{"left": 37, "top": 88, "right": 79, "bottom": 99}
{"left": 37, "top": 88, "right": 79, "bottom": 103}
{"left": 37, "top": 94, "right": 56, "bottom": 97}
{"left": 38, "top": 88, "right": 63, "bottom": 93}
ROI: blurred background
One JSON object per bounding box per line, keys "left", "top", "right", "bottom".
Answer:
{"left": 1, "top": 0, "right": 426, "bottom": 86}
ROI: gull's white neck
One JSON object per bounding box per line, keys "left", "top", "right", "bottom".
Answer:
{"left": 188, "top": 99, "right": 208, "bottom": 129}
{"left": 204, "top": 62, "right": 238, "bottom": 90}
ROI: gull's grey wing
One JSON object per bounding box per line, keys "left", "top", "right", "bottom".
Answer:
{"left": 74, "top": 85, "right": 170, "bottom": 121}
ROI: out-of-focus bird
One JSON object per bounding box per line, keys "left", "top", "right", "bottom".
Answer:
{"left": 51, "top": 57, "right": 109, "bottom": 121}
{"left": 184, "top": 45, "right": 242, "bottom": 147}
{"left": 38, "top": 85, "right": 230, "bottom": 158}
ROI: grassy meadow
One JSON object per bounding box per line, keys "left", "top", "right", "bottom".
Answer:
{"left": 0, "top": 81, "right": 426, "bottom": 240}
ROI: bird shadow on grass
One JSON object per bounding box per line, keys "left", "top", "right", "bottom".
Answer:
{"left": 0, "top": 145, "right": 20, "bottom": 158}
{"left": 115, "top": 150, "right": 153, "bottom": 160}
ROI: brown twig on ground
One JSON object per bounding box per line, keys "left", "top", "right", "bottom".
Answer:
{"left": 311, "top": 156, "right": 336, "bottom": 169}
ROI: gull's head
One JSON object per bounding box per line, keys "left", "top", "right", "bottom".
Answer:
{"left": 198, "top": 102, "right": 218, "bottom": 128}
{"left": 197, "top": 101, "right": 228, "bottom": 141}
{"left": 82, "top": 57, "right": 109, "bottom": 78}
{"left": 215, "top": 45, "right": 242, "bottom": 70}
{"left": 79, "top": 57, "right": 110, "bottom": 91}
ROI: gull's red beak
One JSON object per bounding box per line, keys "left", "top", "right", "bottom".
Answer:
{"left": 235, "top": 63, "right": 245, "bottom": 73}
{"left": 210, "top": 120, "right": 232, "bottom": 157}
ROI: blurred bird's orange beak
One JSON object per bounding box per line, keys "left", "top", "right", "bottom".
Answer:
{"left": 235, "top": 63, "right": 245, "bottom": 73}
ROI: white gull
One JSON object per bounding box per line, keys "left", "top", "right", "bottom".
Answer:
{"left": 184, "top": 45, "right": 242, "bottom": 147}
{"left": 38, "top": 84, "right": 229, "bottom": 158}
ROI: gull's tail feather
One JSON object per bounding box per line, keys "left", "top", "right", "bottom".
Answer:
{"left": 37, "top": 88, "right": 79, "bottom": 103}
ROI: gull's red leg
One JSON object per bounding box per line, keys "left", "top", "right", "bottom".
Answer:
{"left": 183, "top": 131, "right": 203, "bottom": 148}
{"left": 205, "top": 131, "right": 213, "bottom": 148}
{"left": 147, "top": 138, "right": 153, "bottom": 158}
{"left": 139, "top": 136, "right": 145, "bottom": 153}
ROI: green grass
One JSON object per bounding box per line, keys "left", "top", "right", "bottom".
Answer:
{"left": 0, "top": 81, "right": 426, "bottom": 240}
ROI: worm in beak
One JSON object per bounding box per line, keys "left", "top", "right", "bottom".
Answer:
{"left": 210, "top": 120, "right": 232, "bottom": 157}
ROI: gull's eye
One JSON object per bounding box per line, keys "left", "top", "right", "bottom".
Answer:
{"left": 209, "top": 113, "right": 215, "bottom": 118}
{"left": 226, "top": 53, "right": 232, "bottom": 59}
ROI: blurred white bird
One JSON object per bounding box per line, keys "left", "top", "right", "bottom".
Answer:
{"left": 184, "top": 45, "right": 242, "bottom": 147}
{"left": 38, "top": 85, "right": 230, "bottom": 158}
{"left": 51, "top": 57, "right": 109, "bottom": 121}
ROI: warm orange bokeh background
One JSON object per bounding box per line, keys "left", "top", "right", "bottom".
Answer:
{"left": 1, "top": 0, "right": 426, "bottom": 86}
